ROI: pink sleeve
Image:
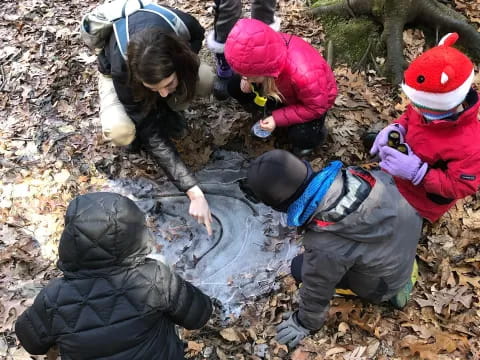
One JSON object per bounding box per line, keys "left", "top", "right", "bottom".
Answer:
{"left": 273, "top": 69, "right": 337, "bottom": 127}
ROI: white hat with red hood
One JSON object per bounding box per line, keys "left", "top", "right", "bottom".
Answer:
{"left": 402, "top": 33, "right": 475, "bottom": 119}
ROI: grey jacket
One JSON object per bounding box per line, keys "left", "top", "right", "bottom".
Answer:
{"left": 297, "top": 167, "right": 422, "bottom": 331}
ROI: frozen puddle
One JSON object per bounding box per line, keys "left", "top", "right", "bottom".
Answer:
{"left": 106, "top": 151, "right": 299, "bottom": 316}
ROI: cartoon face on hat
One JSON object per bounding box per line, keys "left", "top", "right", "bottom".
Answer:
{"left": 402, "top": 33, "right": 474, "bottom": 113}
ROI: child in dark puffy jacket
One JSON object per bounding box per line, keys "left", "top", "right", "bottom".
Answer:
{"left": 224, "top": 19, "right": 337, "bottom": 156}
{"left": 246, "top": 150, "right": 421, "bottom": 348}
{"left": 15, "top": 192, "right": 212, "bottom": 360}
{"left": 370, "top": 33, "right": 480, "bottom": 223}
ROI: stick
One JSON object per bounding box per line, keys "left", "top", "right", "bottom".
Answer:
{"left": 39, "top": 30, "right": 47, "bottom": 57}
{"left": 326, "top": 40, "right": 334, "bottom": 68}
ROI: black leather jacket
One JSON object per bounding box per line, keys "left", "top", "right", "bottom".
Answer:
{"left": 98, "top": 8, "right": 205, "bottom": 192}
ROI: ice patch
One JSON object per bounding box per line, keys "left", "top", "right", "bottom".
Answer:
{"left": 106, "top": 151, "right": 300, "bottom": 317}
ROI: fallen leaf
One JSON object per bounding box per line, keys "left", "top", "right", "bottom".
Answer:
{"left": 187, "top": 341, "right": 205, "bottom": 355}
{"left": 219, "top": 327, "right": 241, "bottom": 342}
{"left": 325, "top": 347, "right": 346, "bottom": 357}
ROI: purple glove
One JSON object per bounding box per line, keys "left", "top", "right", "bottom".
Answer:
{"left": 380, "top": 144, "right": 428, "bottom": 185}
{"left": 370, "top": 123, "right": 406, "bottom": 156}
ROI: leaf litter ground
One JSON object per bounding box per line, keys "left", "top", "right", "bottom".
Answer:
{"left": 0, "top": 0, "right": 479, "bottom": 359}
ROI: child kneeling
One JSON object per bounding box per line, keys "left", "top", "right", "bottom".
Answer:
{"left": 247, "top": 150, "right": 421, "bottom": 347}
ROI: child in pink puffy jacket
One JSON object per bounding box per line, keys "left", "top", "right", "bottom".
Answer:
{"left": 224, "top": 19, "right": 338, "bottom": 156}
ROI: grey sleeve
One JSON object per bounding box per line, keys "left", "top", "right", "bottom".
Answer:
{"left": 297, "top": 249, "right": 351, "bottom": 331}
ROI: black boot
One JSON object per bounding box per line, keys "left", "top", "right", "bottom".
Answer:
{"left": 292, "top": 126, "right": 328, "bottom": 157}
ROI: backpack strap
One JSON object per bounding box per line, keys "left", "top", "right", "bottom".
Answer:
{"left": 113, "top": 4, "right": 191, "bottom": 60}
{"left": 140, "top": 4, "right": 191, "bottom": 41}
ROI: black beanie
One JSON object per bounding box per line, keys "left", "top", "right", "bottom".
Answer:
{"left": 247, "top": 150, "right": 310, "bottom": 211}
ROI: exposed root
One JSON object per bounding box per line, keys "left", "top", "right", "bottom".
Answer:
{"left": 310, "top": 0, "right": 480, "bottom": 84}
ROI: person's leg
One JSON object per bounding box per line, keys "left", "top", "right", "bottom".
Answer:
{"left": 287, "top": 113, "right": 328, "bottom": 156}
{"left": 290, "top": 254, "right": 304, "bottom": 284}
{"left": 195, "top": 63, "right": 215, "bottom": 98}
{"left": 290, "top": 254, "right": 352, "bottom": 294}
{"left": 208, "top": 0, "right": 242, "bottom": 100}
{"left": 251, "top": 0, "right": 277, "bottom": 28}
{"left": 213, "top": 0, "right": 242, "bottom": 44}
{"left": 390, "top": 259, "right": 419, "bottom": 309}
{"left": 98, "top": 73, "right": 136, "bottom": 146}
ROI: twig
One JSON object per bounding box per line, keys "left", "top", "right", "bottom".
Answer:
{"left": 50, "top": 132, "right": 75, "bottom": 146}
{"left": 370, "top": 52, "right": 381, "bottom": 74}
{"left": 0, "top": 49, "right": 22, "bottom": 66}
{"left": 9, "top": 137, "right": 34, "bottom": 141}
{"left": 39, "top": 30, "right": 47, "bottom": 57}
{"left": 0, "top": 65, "right": 6, "bottom": 91}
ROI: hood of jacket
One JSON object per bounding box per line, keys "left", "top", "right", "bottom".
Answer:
{"left": 307, "top": 169, "right": 405, "bottom": 243}
{"left": 224, "top": 18, "right": 287, "bottom": 77}
{"left": 58, "top": 192, "right": 152, "bottom": 273}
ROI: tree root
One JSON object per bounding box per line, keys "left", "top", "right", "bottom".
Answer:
{"left": 310, "top": 0, "right": 480, "bottom": 84}
{"left": 352, "top": 38, "right": 374, "bottom": 74}
{"left": 326, "top": 40, "right": 335, "bottom": 67}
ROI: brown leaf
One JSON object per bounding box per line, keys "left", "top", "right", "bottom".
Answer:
{"left": 415, "top": 286, "right": 473, "bottom": 314}
{"left": 186, "top": 341, "right": 204, "bottom": 354}
{"left": 290, "top": 348, "right": 311, "bottom": 360}
{"left": 216, "top": 347, "right": 228, "bottom": 360}
{"left": 325, "top": 347, "right": 346, "bottom": 357}
{"left": 453, "top": 267, "right": 480, "bottom": 289}
{"left": 219, "top": 327, "right": 241, "bottom": 342}
{"left": 400, "top": 329, "right": 469, "bottom": 359}
{"left": 0, "top": 298, "right": 33, "bottom": 332}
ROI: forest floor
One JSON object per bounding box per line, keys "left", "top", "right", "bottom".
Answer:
{"left": 1, "top": 0, "right": 480, "bottom": 359}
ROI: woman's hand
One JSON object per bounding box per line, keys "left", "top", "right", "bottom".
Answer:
{"left": 186, "top": 185, "right": 213, "bottom": 236}
{"left": 260, "top": 116, "right": 276, "bottom": 132}
{"left": 240, "top": 77, "right": 252, "bottom": 93}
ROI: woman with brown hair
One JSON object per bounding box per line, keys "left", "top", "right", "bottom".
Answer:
{"left": 97, "top": 4, "right": 214, "bottom": 235}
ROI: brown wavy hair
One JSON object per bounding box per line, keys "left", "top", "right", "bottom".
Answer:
{"left": 126, "top": 29, "right": 200, "bottom": 114}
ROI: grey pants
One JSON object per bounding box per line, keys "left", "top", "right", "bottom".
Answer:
{"left": 214, "top": 0, "right": 276, "bottom": 43}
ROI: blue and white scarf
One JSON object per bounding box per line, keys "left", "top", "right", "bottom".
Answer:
{"left": 287, "top": 161, "right": 343, "bottom": 226}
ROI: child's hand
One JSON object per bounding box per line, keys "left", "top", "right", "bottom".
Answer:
{"left": 260, "top": 116, "right": 276, "bottom": 132}
{"left": 380, "top": 144, "right": 428, "bottom": 185}
{"left": 370, "top": 124, "right": 406, "bottom": 156}
{"left": 240, "top": 77, "right": 252, "bottom": 93}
